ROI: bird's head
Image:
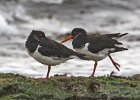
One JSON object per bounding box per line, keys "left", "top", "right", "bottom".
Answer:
{"left": 30, "top": 30, "right": 45, "bottom": 41}
{"left": 61, "top": 28, "right": 87, "bottom": 43}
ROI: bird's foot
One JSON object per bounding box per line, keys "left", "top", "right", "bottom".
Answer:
{"left": 108, "top": 55, "right": 120, "bottom": 71}
{"left": 112, "top": 61, "right": 120, "bottom": 71}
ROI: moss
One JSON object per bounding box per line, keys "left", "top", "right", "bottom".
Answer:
{"left": 0, "top": 73, "right": 140, "bottom": 100}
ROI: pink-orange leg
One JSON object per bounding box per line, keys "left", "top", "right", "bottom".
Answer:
{"left": 89, "top": 62, "right": 97, "bottom": 78}
{"left": 108, "top": 55, "right": 120, "bottom": 71}
{"left": 45, "top": 65, "right": 51, "bottom": 79}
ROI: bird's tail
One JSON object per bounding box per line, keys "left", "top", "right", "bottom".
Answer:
{"left": 105, "top": 33, "right": 129, "bottom": 39}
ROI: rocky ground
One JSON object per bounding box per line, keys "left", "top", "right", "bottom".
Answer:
{"left": 0, "top": 73, "right": 140, "bottom": 100}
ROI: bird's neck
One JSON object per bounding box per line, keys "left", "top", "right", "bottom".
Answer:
{"left": 25, "top": 36, "right": 39, "bottom": 53}
{"left": 72, "top": 33, "right": 87, "bottom": 49}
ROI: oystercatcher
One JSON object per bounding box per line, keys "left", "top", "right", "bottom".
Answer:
{"left": 25, "top": 30, "right": 84, "bottom": 79}
{"left": 61, "top": 28, "right": 128, "bottom": 78}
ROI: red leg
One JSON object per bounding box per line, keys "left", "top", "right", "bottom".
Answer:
{"left": 89, "top": 62, "right": 97, "bottom": 78}
{"left": 108, "top": 55, "right": 120, "bottom": 71}
{"left": 45, "top": 65, "right": 51, "bottom": 79}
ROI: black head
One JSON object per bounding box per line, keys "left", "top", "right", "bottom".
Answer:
{"left": 61, "top": 28, "right": 87, "bottom": 43}
{"left": 71, "top": 28, "right": 87, "bottom": 37}
{"left": 26, "top": 30, "right": 46, "bottom": 53}
{"left": 30, "top": 30, "right": 45, "bottom": 41}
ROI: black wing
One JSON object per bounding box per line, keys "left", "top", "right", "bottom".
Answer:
{"left": 86, "top": 34, "right": 127, "bottom": 53}
{"left": 38, "top": 38, "right": 76, "bottom": 58}
{"left": 87, "top": 34, "right": 122, "bottom": 45}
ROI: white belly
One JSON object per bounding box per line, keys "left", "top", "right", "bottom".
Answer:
{"left": 28, "top": 50, "right": 69, "bottom": 66}
{"left": 75, "top": 48, "right": 107, "bottom": 62}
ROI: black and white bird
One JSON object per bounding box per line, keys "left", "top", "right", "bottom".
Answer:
{"left": 25, "top": 30, "right": 85, "bottom": 79}
{"left": 61, "top": 28, "right": 128, "bottom": 78}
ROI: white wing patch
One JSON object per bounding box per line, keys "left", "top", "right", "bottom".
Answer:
{"left": 84, "top": 43, "right": 89, "bottom": 50}
{"left": 97, "top": 48, "right": 115, "bottom": 55}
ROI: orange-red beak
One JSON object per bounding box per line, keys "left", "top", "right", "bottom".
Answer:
{"left": 61, "top": 35, "right": 73, "bottom": 43}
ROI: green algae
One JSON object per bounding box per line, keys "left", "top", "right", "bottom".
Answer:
{"left": 0, "top": 73, "right": 140, "bottom": 100}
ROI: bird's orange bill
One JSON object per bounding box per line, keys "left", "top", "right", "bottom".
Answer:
{"left": 61, "top": 35, "right": 73, "bottom": 43}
